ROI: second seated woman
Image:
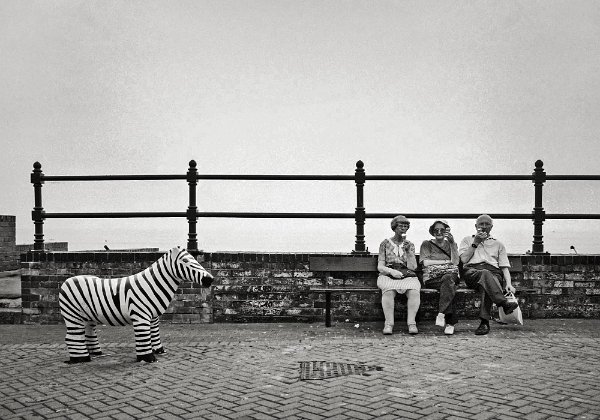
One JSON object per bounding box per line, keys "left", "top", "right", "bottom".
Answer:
{"left": 419, "top": 219, "right": 460, "bottom": 335}
{"left": 377, "top": 215, "right": 421, "bottom": 335}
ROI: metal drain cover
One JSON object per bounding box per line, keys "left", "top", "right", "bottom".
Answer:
{"left": 299, "top": 361, "right": 382, "bottom": 380}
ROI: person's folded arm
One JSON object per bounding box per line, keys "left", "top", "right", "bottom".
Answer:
{"left": 377, "top": 261, "right": 402, "bottom": 278}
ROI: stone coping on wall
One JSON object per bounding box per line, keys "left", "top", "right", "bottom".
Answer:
{"left": 19, "top": 250, "right": 600, "bottom": 265}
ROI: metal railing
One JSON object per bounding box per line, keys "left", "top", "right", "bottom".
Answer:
{"left": 31, "top": 160, "right": 600, "bottom": 255}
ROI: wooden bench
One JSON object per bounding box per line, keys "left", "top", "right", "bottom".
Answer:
{"left": 309, "top": 254, "right": 528, "bottom": 327}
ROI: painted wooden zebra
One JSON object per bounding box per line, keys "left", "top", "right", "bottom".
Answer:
{"left": 59, "top": 246, "right": 214, "bottom": 363}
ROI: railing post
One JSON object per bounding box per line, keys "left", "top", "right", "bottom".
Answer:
{"left": 31, "top": 161, "right": 45, "bottom": 251}
{"left": 532, "top": 159, "right": 546, "bottom": 254}
{"left": 186, "top": 160, "right": 199, "bottom": 256}
{"left": 353, "top": 160, "right": 367, "bottom": 253}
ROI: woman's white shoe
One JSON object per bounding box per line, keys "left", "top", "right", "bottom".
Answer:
{"left": 435, "top": 313, "right": 446, "bottom": 327}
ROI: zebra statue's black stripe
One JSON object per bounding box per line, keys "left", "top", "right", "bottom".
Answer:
{"left": 59, "top": 246, "right": 214, "bottom": 363}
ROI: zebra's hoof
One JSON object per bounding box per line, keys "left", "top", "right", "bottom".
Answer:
{"left": 153, "top": 347, "right": 165, "bottom": 355}
{"left": 136, "top": 353, "right": 157, "bottom": 363}
{"left": 90, "top": 351, "right": 103, "bottom": 356}
{"left": 65, "top": 356, "right": 91, "bottom": 364}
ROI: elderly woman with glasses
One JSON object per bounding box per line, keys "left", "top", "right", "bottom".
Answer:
{"left": 377, "top": 215, "right": 421, "bottom": 335}
{"left": 419, "top": 220, "right": 460, "bottom": 335}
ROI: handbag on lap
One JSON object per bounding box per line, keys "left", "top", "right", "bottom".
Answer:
{"left": 387, "top": 262, "right": 416, "bottom": 278}
{"left": 422, "top": 263, "right": 459, "bottom": 283}
{"left": 422, "top": 240, "right": 459, "bottom": 283}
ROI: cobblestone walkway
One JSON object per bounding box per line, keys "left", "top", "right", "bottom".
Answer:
{"left": 1, "top": 319, "right": 599, "bottom": 419}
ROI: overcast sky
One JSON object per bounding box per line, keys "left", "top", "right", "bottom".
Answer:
{"left": 1, "top": 0, "right": 600, "bottom": 254}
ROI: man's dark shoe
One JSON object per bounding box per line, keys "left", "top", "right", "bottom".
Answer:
{"left": 502, "top": 301, "right": 519, "bottom": 315}
{"left": 475, "top": 323, "right": 490, "bottom": 335}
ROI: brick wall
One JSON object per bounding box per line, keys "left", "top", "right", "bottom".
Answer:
{"left": 209, "top": 252, "right": 513, "bottom": 322}
{"left": 516, "top": 255, "right": 600, "bottom": 318}
{"left": 13, "top": 251, "right": 600, "bottom": 325}
{"left": 207, "top": 252, "right": 329, "bottom": 323}
{"left": 206, "top": 252, "right": 453, "bottom": 322}
{"left": 0, "top": 215, "right": 18, "bottom": 271}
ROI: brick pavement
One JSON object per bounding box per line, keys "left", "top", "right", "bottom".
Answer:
{"left": 1, "top": 319, "right": 599, "bottom": 419}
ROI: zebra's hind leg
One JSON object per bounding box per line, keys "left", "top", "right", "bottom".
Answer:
{"left": 64, "top": 323, "right": 91, "bottom": 364}
{"left": 85, "top": 322, "right": 103, "bottom": 356}
{"left": 150, "top": 317, "right": 165, "bottom": 355}
{"left": 132, "top": 318, "right": 157, "bottom": 363}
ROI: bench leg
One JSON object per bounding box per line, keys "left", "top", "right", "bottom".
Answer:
{"left": 325, "top": 291, "right": 331, "bottom": 327}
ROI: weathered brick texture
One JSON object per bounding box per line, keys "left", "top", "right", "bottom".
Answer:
{"left": 0, "top": 215, "right": 18, "bottom": 271}
{"left": 516, "top": 254, "right": 600, "bottom": 318}
{"left": 11, "top": 251, "right": 600, "bottom": 324}
{"left": 208, "top": 252, "right": 328, "bottom": 323}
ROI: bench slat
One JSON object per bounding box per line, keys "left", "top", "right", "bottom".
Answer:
{"left": 309, "top": 255, "right": 377, "bottom": 272}
{"left": 309, "top": 287, "right": 474, "bottom": 293}
{"left": 309, "top": 255, "right": 524, "bottom": 273}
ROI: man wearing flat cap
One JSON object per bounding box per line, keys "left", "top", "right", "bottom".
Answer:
{"left": 459, "top": 214, "right": 517, "bottom": 335}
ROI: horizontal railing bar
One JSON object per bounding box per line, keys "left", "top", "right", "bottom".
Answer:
{"left": 43, "top": 212, "right": 355, "bottom": 219}
{"left": 198, "top": 212, "right": 535, "bottom": 219}
{"left": 41, "top": 211, "right": 600, "bottom": 220}
{"left": 365, "top": 175, "right": 532, "bottom": 181}
{"left": 197, "top": 212, "right": 354, "bottom": 218}
{"left": 43, "top": 175, "right": 187, "bottom": 181}
{"left": 545, "top": 214, "right": 600, "bottom": 219}
{"left": 44, "top": 212, "right": 187, "bottom": 218}
{"left": 42, "top": 175, "right": 354, "bottom": 182}
{"left": 42, "top": 175, "right": 356, "bottom": 181}
{"left": 202, "top": 212, "right": 600, "bottom": 220}
{"left": 40, "top": 174, "right": 600, "bottom": 182}
{"left": 366, "top": 213, "right": 534, "bottom": 219}
{"left": 43, "top": 212, "right": 529, "bottom": 219}
{"left": 545, "top": 175, "right": 600, "bottom": 181}
{"left": 39, "top": 174, "right": 600, "bottom": 183}
{"left": 196, "top": 175, "right": 354, "bottom": 181}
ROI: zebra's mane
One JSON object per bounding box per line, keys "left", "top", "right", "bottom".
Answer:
{"left": 127, "top": 246, "right": 185, "bottom": 284}
{"left": 105, "top": 246, "right": 202, "bottom": 287}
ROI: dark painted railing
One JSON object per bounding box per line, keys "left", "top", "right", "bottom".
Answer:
{"left": 31, "top": 160, "right": 600, "bottom": 255}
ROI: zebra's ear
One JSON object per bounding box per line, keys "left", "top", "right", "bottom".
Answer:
{"left": 171, "top": 246, "right": 182, "bottom": 254}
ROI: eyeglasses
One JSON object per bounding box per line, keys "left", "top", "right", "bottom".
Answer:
{"left": 432, "top": 228, "right": 446, "bottom": 233}
{"left": 396, "top": 223, "right": 410, "bottom": 228}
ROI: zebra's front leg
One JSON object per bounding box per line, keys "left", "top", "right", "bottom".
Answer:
{"left": 132, "top": 318, "right": 157, "bottom": 363}
{"left": 85, "top": 322, "right": 103, "bottom": 356}
{"left": 150, "top": 317, "right": 165, "bottom": 355}
{"left": 64, "top": 322, "right": 91, "bottom": 364}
